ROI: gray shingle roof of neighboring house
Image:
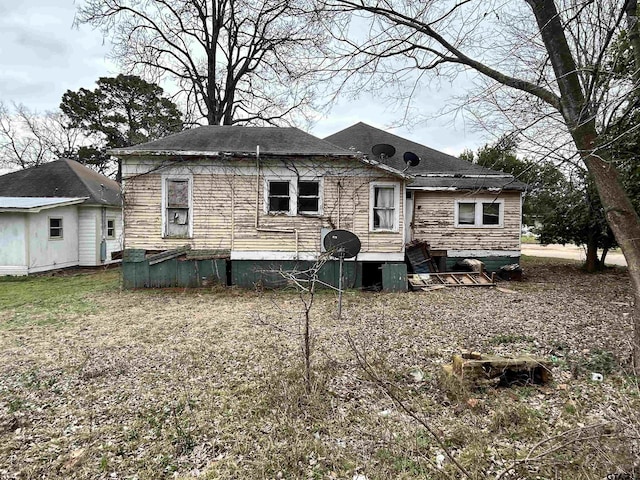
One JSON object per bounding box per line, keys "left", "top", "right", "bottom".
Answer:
{"left": 325, "top": 122, "right": 527, "bottom": 191}
{"left": 0, "top": 159, "right": 121, "bottom": 206}
{"left": 110, "top": 125, "right": 356, "bottom": 157}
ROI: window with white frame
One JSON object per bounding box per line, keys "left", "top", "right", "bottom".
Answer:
{"left": 370, "top": 182, "right": 400, "bottom": 231}
{"left": 265, "top": 177, "right": 321, "bottom": 215}
{"left": 164, "top": 177, "right": 192, "bottom": 238}
{"left": 298, "top": 180, "right": 320, "bottom": 214}
{"left": 106, "top": 218, "right": 116, "bottom": 239}
{"left": 267, "top": 180, "right": 291, "bottom": 213}
{"left": 455, "top": 199, "right": 504, "bottom": 227}
{"left": 49, "top": 217, "right": 63, "bottom": 239}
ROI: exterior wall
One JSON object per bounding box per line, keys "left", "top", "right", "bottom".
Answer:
{"left": 27, "top": 206, "right": 80, "bottom": 273}
{"left": 104, "top": 207, "right": 123, "bottom": 263}
{"left": 0, "top": 213, "right": 28, "bottom": 275}
{"left": 122, "top": 157, "right": 405, "bottom": 259}
{"left": 79, "top": 208, "right": 98, "bottom": 266}
{"left": 71, "top": 206, "right": 124, "bottom": 267}
{"left": 411, "top": 190, "right": 521, "bottom": 258}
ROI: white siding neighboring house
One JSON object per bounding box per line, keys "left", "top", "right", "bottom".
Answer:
{"left": 0, "top": 160, "right": 122, "bottom": 276}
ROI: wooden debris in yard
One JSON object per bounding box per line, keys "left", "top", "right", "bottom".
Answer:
{"left": 443, "top": 351, "right": 552, "bottom": 386}
{"left": 408, "top": 272, "right": 495, "bottom": 290}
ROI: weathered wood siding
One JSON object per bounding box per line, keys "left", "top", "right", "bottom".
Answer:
{"left": 412, "top": 191, "right": 521, "bottom": 251}
{"left": 122, "top": 157, "right": 405, "bottom": 254}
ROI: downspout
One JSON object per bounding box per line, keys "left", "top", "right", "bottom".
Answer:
{"left": 337, "top": 180, "right": 341, "bottom": 229}
{"left": 254, "top": 144, "right": 299, "bottom": 260}
{"left": 231, "top": 174, "right": 235, "bottom": 250}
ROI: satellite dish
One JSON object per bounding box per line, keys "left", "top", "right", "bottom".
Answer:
{"left": 403, "top": 151, "right": 420, "bottom": 167}
{"left": 323, "top": 229, "right": 361, "bottom": 259}
{"left": 372, "top": 143, "right": 396, "bottom": 159}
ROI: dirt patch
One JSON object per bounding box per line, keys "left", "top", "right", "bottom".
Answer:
{"left": 0, "top": 260, "right": 637, "bottom": 479}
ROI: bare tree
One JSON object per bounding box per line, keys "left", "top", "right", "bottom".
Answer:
{"left": 324, "top": 0, "right": 640, "bottom": 365}
{"left": 75, "top": 0, "right": 331, "bottom": 126}
{"left": 0, "top": 103, "right": 82, "bottom": 171}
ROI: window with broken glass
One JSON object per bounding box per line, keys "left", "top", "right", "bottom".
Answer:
{"left": 268, "top": 180, "right": 291, "bottom": 213}
{"left": 166, "top": 179, "right": 190, "bottom": 237}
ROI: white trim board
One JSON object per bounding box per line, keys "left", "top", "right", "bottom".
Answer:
{"left": 447, "top": 250, "right": 521, "bottom": 258}
{"left": 0, "top": 266, "right": 28, "bottom": 276}
{"left": 230, "top": 251, "right": 405, "bottom": 262}
{"left": 28, "top": 260, "right": 80, "bottom": 274}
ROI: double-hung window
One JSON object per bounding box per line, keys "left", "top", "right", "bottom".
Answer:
{"left": 266, "top": 178, "right": 321, "bottom": 215}
{"left": 106, "top": 218, "right": 116, "bottom": 239}
{"left": 49, "top": 217, "right": 63, "bottom": 239}
{"left": 298, "top": 180, "right": 320, "bottom": 214}
{"left": 268, "top": 181, "right": 291, "bottom": 213}
{"left": 455, "top": 199, "right": 503, "bottom": 227}
{"left": 370, "top": 182, "right": 400, "bottom": 232}
{"left": 164, "top": 176, "right": 192, "bottom": 238}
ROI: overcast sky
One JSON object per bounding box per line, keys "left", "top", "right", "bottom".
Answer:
{"left": 0, "top": 0, "right": 487, "bottom": 157}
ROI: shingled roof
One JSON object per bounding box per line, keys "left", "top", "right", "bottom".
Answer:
{"left": 110, "top": 125, "right": 355, "bottom": 157}
{"left": 0, "top": 159, "right": 121, "bottom": 206}
{"left": 325, "top": 122, "right": 527, "bottom": 191}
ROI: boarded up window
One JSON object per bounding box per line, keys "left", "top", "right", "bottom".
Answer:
{"left": 166, "top": 179, "right": 190, "bottom": 237}
{"left": 268, "top": 181, "right": 290, "bottom": 213}
{"left": 298, "top": 180, "right": 319, "bottom": 213}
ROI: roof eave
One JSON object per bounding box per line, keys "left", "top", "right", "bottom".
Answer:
{"left": 0, "top": 197, "right": 88, "bottom": 212}
{"left": 108, "top": 148, "right": 357, "bottom": 157}
{"left": 358, "top": 156, "right": 411, "bottom": 179}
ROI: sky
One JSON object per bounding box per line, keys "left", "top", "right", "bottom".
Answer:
{"left": 0, "top": 0, "right": 487, "bottom": 158}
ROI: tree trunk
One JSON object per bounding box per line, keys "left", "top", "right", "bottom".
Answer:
{"left": 576, "top": 134, "right": 640, "bottom": 366}
{"left": 585, "top": 233, "right": 599, "bottom": 273}
{"left": 600, "top": 246, "right": 610, "bottom": 267}
{"left": 528, "top": 0, "right": 640, "bottom": 365}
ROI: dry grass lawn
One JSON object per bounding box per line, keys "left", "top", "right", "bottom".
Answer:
{"left": 1, "top": 258, "right": 639, "bottom": 479}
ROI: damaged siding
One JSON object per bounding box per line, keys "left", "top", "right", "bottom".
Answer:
{"left": 412, "top": 191, "right": 521, "bottom": 251}
{"left": 122, "top": 157, "right": 405, "bottom": 256}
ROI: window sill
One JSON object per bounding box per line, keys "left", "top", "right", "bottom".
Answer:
{"left": 369, "top": 229, "right": 399, "bottom": 233}
{"left": 455, "top": 224, "right": 504, "bottom": 229}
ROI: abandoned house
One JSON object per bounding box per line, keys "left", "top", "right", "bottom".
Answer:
{"left": 111, "top": 123, "right": 525, "bottom": 290}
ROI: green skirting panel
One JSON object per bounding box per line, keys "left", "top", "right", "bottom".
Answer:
{"left": 122, "top": 253, "right": 227, "bottom": 288}
{"left": 446, "top": 256, "right": 521, "bottom": 273}
{"left": 231, "top": 260, "right": 362, "bottom": 290}
{"left": 381, "top": 263, "right": 408, "bottom": 292}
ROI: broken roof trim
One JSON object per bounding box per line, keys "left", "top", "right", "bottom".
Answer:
{"left": 111, "top": 148, "right": 412, "bottom": 179}
{"left": 0, "top": 196, "right": 88, "bottom": 213}
{"left": 108, "top": 148, "right": 358, "bottom": 157}
{"left": 414, "top": 173, "right": 515, "bottom": 179}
